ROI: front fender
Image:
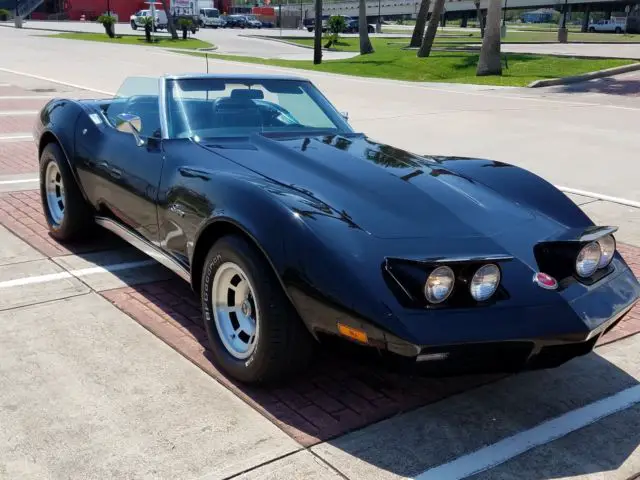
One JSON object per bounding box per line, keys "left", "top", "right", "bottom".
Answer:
{"left": 436, "top": 156, "right": 593, "bottom": 229}
{"left": 191, "top": 173, "right": 399, "bottom": 339}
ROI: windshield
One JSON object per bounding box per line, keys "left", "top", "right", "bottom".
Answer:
{"left": 246, "top": 15, "right": 257, "bottom": 20}
{"left": 165, "top": 77, "right": 352, "bottom": 139}
{"left": 205, "top": 9, "right": 219, "bottom": 17}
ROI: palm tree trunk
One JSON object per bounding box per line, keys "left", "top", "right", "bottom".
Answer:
{"left": 313, "top": 0, "right": 322, "bottom": 64}
{"left": 476, "top": 4, "right": 485, "bottom": 38}
{"left": 158, "top": 0, "right": 178, "bottom": 40}
{"left": 358, "top": 0, "right": 374, "bottom": 54}
{"left": 417, "top": 0, "right": 445, "bottom": 57}
{"left": 476, "top": 0, "right": 502, "bottom": 75}
{"left": 409, "top": 0, "right": 430, "bottom": 48}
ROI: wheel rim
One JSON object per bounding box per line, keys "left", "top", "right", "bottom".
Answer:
{"left": 45, "top": 161, "right": 65, "bottom": 226}
{"left": 211, "top": 262, "right": 259, "bottom": 360}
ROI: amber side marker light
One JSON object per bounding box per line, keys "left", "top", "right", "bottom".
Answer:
{"left": 337, "top": 323, "right": 369, "bottom": 344}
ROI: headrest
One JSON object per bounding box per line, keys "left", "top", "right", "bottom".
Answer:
{"left": 230, "top": 89, "right": 264, "bottom": 100}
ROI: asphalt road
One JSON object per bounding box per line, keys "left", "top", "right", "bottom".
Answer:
{"left": 0, "top": 25, "right": 639, "bottom": 480}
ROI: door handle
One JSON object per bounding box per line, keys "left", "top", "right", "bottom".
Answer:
{"left": 109, "top": 167, "right": 122, "bottom": 179}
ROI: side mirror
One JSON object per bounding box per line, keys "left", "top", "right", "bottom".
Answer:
{"left": 116, "top": 113, "right": 145, "bottom": 146}
{"left": 340, "top": 111, "right": 349, "bottom": 121}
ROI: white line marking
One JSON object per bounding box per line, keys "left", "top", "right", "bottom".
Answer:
{"left": 0, "top": 110, "right": 38, "bottom": 116}
{"left": 0, "top": 134, "right": 32, "bottom": 141}
{"left": 0, "top": 95, "right": 53, "bottom": 100}
{"left": 0, "top": 68, "right": 114, "bottom": 96}
{"left": 0, "top": 259, "right": 157, "bottom": 289}
{"left": 414, "top": 384, "right": 640, "bottom": 480}
{"left": 0, "top": 83, "right": 11, "bottom": 87}
{"left": 558, "top": 186, "right": 640, "bottom": 209}
{"left": 0, "top": 178, "right": 38, "bottom": 185}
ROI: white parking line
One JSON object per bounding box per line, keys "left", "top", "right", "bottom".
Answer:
{"left": 414, "top": 384, "right": 640, "bottom": 480}
{"left": 0, "top": 111, "right": 38, "bottom": 116}
{"left": 558, "top": 186, "right": 640, "bottom": 209}
{"left": 0, "top": 95, "right": 53, "bottom": 100}
{"left": 0, "top": 67, "right": 113, "bottom": 96}
{"left": 0, "top": 134, "right": 32, "bottom": 141}
{"left": 0, "top": 259, "right": 156, "bottom": 289}
{"left": 0, "top": 178, "right": 38, "bottom": 185}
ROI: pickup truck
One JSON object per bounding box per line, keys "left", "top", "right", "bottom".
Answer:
{"left": 587, "top": 18, "right": 626, "bottom": 33}
{"left": 130, "top": 9, "right": 168, "bottom": 30}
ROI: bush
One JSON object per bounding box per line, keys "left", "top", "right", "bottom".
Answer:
{"left": 0, "top": 8, "right": 10, "bottom": 21}
{"left": 328, "top": 15, "right": 346, "bottom": 34}
{"left": 97, "top": 14, "right": 116, "bottom": 38}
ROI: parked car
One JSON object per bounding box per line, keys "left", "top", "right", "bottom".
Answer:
{"left": 33, "top": 73, "right": 640, "bottom": 385}
{"left": 243, "top": 14, "right": 263, "bottom": 28}
{"left": 224, "top": 14, "right": 248, "bottom": 28}
{"left": 344, "top": 17, "right": 376, "bottom": 33}
{"left": 130, "top": 9, "right": 168, "bottom": 30}
{"left": 588, "top": 18, "right": 626, "bottom": 33}
{"left": 199, "top": 7, "right": 224, "bottom": 28}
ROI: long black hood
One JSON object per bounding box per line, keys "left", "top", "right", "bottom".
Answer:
{"left": 202, "top": 133, "right": 561, "bottom": 240}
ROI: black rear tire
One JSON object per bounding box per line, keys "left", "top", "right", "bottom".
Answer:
{"left": 201, "top": 234, "right": 315, "bottom": 384}
{"left": 39, "top": 142, "right": 94, "bottom": 242}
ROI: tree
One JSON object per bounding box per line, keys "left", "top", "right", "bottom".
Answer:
{"left": 325, "top": 15, "right": 346, "bottom": 48}
{"left": 314, "top": 0, "right": 322, "bottom": 64}
{"left": 158, "top": 0, "right": 179, "bottom": 40}
{"left": 476, "top": 0, "right": 502, "bottom": 75}
{"left": 358, "top": 0, "right": 374, "bottom": 54}
{"left": 417, "top": 0, "right": 445, "bottom": 57}
{"left": 409, "top": 0, "right": 430, "bottom": 48}
{"left": 474, "top": 0, "right": 485, "bottom": 38}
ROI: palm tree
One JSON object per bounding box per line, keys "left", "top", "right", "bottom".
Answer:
{"left": 409, "top": 0, "right": 431, "bottom": 48}
{"left": 417, "top": 0, "right": 445, "bottom": 57}
{"left": 159, "top": 0, "right": 179, "bottom": 40}
{"left": 358, "top": 0, "right": 374, "bottom": 54}
{"left": 476, "top": 0, "right": 502, "bottom": 75}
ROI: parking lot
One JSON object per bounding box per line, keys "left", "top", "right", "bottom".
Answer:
{"left": 1, "top": 30, "right": 640, "bottom": 479}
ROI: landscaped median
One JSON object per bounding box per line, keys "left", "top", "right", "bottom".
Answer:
{"left": 180, "top": 38, "right": 636, "bottom": 87}
{"left": 51, "top": 31, "right": 636, "bottom": 87}
{"left": 47, "top": 32, "right": 214, "bottom": 50}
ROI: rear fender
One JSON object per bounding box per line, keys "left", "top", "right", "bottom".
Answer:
{"left": 36, "top": 99, "right": 89, "bottom": 201}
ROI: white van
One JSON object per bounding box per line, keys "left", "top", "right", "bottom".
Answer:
{"left": 199, "top": 7, "right": 223, "bottom": 28}
{"left": 130, "top": 9, "right": 169, "bottom": 30}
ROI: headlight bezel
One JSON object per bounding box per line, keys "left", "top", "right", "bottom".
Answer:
{"left": 596, "top": 234, "right": 616, "bottom": 269}
{"left": 469, "top": 263, "right": 502, "bottom": 302}
{"left": 424, "top": 265, "right": 456, "bottom": 304}
{"left": 575, "top": 241, "right": 602, "bottom": 278}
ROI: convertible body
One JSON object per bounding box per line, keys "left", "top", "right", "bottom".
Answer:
{"left": 34, "top": 73, "right": 640, "bottom": 382}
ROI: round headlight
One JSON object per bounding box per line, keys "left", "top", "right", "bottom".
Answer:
{"left": 576, "top": 241, "right": 602, "bottom": 278}
{"left": 597, "top": 235, "right": 616, "bottom": 269}
{"left": 424, "top": 266, "right": 455, "bottom": 304}
{"left": 470, "top": 264, "right": 501, "bottom": 301}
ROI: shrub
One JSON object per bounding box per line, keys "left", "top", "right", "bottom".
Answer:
{"left": 97, "top": 14, "right": 116, "bottom": 38}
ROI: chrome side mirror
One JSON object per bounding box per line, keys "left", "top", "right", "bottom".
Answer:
{"left": 340, "top": 111, "right": 349, "bottom": 121}
{"left": 116, "top": 113, "right": 145, "bottom": 146}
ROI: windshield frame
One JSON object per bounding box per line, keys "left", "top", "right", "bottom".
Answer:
{"left": 158, "top": 75, "right": 354, "bottom": 140}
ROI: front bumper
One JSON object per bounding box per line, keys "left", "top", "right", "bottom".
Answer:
{"left": 316, "top": 265, "right": 640, "bottom": 375}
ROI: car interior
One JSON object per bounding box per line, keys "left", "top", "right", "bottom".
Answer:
{"left": 102, "top": 89, "right": 307, "bottom": 140}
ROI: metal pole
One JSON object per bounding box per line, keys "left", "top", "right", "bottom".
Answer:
{"left": 502, "top": 0, "right": 507, "bottom": 26}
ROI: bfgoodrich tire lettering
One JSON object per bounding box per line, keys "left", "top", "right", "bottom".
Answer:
{"left": 39, "top": 142, "right": 93, "bottom": 241}
{"left": 201, "top": 234, "right": 314, "bottom": 384}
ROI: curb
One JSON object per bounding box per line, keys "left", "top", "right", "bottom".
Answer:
{"left": 528, "top": 62, "right": 640, "bottom": 87}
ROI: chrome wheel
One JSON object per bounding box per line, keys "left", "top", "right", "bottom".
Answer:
{"left": 45, "top": 161, "right": 65, "bottom": 226}
{"left": 211, "top": 262, "right": 259, "bottom": 359}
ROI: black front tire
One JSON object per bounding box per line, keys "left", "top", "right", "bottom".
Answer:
{"left": 131, "top": 21, "right": 137, "bottom": 30}
{"left": 39, "top": 143, "right": 93, "bottom": 242}
{"left": 201, "top": 234, "right": 315, "bottom": 384}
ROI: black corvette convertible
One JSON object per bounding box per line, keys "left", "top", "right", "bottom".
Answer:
{"left": 34, "top": 73, "right": 640, "bottom": 384}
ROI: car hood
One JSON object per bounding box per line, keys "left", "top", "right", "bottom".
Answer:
{"left": 202, "top": 133, "right": 550, "bottom": 240}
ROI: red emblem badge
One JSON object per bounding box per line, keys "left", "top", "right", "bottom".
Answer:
{"left": 533, "top": 272, "right": 558, "bottom": 290}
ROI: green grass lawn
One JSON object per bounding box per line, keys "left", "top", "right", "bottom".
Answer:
{"left": 49, "top": 32, "right": 214, "bottom": 50}
{"left": 285, "top": 30, "right": 640, "bottom": 52}
{"left": 183, "top": 42, "right": 635, "bottom": 87}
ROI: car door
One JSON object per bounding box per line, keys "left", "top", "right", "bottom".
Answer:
{"left": 77, "top": 79, "right": 165, "bottom": 243}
